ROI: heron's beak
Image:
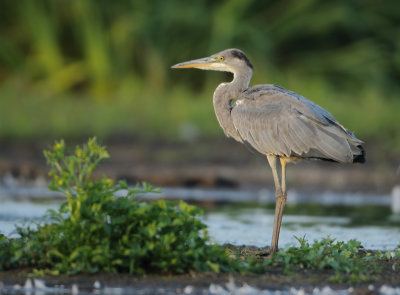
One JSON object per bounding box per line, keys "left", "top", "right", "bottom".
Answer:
{"left": 171, "top": 57, "right": 215, "bottom": 70}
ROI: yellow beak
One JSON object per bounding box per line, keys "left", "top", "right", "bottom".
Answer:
{"left": 171, "top": 57, "right": 215, "bottom": 70}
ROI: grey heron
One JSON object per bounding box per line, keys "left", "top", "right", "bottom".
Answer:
{"left": 171, "top": 48, "right": 365, "bottom": 254}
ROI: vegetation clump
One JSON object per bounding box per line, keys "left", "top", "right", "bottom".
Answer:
{"left": 267, "top": 237, "right": 375, "bottom": 282}
{"left": 237, "top": 236, "right": 400, "bottom": 283}
{"left": 0, "top": 138, "right": 240, "bottom": 275}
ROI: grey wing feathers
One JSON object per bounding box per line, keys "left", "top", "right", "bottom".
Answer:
{"left": 231, "top": 85, "right": 364, "bottom": 163}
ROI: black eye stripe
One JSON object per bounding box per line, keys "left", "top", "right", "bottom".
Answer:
{"left": 230, "top": 50, "right": 253, "bottom": 69}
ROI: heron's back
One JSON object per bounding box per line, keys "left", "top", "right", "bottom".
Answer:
{"left": 231, "top": 84, "right": 365, "bottom": 163}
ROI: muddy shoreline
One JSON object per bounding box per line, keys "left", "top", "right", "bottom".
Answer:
{"left": 0, "top": 138, "right": 398, "bottom": 195}
{"left": 1, "top": 258, "right": 399, "bottom": 294}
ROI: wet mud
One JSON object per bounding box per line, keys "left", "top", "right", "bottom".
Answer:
{"left": 0, "top": 250, "right": 399, "bottom": 294}
{"left": 0, "top": 138, "right": 397, "bottom": 194}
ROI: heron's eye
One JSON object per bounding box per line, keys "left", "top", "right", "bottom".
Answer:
{"left": 218, "top": 56, "right": 224, "bottom": 61}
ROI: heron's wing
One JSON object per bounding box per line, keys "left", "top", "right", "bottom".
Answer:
{"left": 231, "top": 85, "right": 363, "bottom": 162}
{"left": 244, "top": 85, "right": 362, "bottom": 139}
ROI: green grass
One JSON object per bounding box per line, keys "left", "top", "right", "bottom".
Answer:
{"left": 1, "top": 80, "right": 399, "bottom": 150}
{"left": 0, "top": 1, "right": 399, "bottom": 150}
{"left": 228, "top": 236, "right": 400, "bottom": 283}
{"left": 264, "top": 237, "right": 399, "bottom": 283}
{"left": 0, "top": 84, "right": 222, "bottom": 141}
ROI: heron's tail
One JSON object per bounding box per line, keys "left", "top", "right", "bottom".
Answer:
{"left": 352, "top": 144, "right": 366, "bottom": 163}
{"left": 307, "top": 122, "right": 366, "bottom": 164}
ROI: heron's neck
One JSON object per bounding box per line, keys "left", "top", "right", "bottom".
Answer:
{"left": 214, "top": 68, "right": 253, "bottom": 102}
{"left": 231, "top": 68, "right": 253, "bottom": 92}
{"left": 212, "top": 68, "right": 252, "bottom": 141}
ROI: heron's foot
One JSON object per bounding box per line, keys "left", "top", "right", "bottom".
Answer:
{"left": 269, "top": 242, "right": 280, "bottom": 255}
{"left": 269, "top": 240, "right": 278, "bottom": 255}
{"left": 268, "top": 248, "right": 277, "bottom": 257}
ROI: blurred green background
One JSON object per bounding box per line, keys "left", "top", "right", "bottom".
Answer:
{"left": 0, "top": 0, "right": 399, "bottom": 151}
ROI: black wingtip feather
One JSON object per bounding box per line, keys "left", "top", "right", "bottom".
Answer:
{"left": 353, "top": 145, "right": 366, "bottom": 163}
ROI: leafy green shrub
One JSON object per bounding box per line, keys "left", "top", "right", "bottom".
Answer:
{"left": 265, "top": 236, "right": 383, "bottom": 283}
{"left": 0, "top": 138, "right": 240, "bottom": 275}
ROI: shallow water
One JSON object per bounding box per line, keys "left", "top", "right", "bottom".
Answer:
{"left": 0, "top": 200, "right": 60, "bottom": 237}
{"left": 0, "top": 189, "right": 399, "bottom": 250}
{"left": 2, "top": 278, "right": 400, "bottom": 295}
{"left": 204, "top": 207, "right": 400, "bottom": 250}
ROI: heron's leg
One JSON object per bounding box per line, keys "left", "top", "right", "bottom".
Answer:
{"left": 267, "top": 155, "right": 286, "bottom": 254}
{"left": 280, "top": 158, "right": 287, "bottom": 195}
{"left": 267, "top": 155, "right": 282, "bottom": 195}
{"left": 270, "top": 158, "right": 288, "bottom": 253}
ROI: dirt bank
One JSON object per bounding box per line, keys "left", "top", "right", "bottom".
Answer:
{"left": 0, "top": 138, "right": 398, "bottom": 194}
{"left": 1, "top": 257, "right": 399, "bottom": 294}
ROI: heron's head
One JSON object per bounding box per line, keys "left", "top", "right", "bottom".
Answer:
{"left": 171, "top": 48, "right": 253, "bottom": 74}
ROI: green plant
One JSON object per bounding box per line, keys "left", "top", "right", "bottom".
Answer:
{"left": 265, "top": 236, "right": 383, "bottom": 283}
{"left": 0, "top": 138, "right": 240, "bottom": 275}
{"left": 224, "top": 236, "right": 400, "bottom": 283}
